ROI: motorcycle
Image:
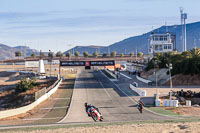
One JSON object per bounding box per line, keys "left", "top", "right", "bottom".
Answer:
{"left": 85, "top": 103, "right": 103, "bottom": 122}
{"left": 137, "top": 104, "right": 143, "bottom": 113}
{"left": 90, "top": 107, "right": 103, "bottom": 122}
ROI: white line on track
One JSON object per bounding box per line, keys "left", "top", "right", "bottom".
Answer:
{"left": 22, "top": 117, "right": 63, "bottom": 121}
{"left": 120, "top": 73, "right": 132, "bottom": 79}
{"left": 100, "top": 70, "right": 180, "bottom": 119}
{"left": 100, "top": 70, "right": 137, "bottom": 104}
{"left": 50, "top": 98, "right": 70, "bottom": 100}
{"left": 98, "top": 81, "right": 112, "bottom": 98}
{"left": 40, "top": 106, "right": 68, "bottom": 110}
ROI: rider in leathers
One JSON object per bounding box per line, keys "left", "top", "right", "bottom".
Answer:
{"left": 138, "top": 100, "right": 144, "bottom": 110}
{"left": 85, "top": 103, "right": 99, "bottom": 116}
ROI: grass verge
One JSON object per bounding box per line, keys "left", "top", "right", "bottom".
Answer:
{"left": 31, "top": 73, "right": 76, "bottom": 125}
{"left": 147, "top": 107, "right": 180, "bottom": 117}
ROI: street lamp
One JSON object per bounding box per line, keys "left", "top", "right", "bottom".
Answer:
{"left": 166, "top": 63, "right": 173, "bottom": 99}
{"left": 49, "top": 50, "right": 53, "bottom": 77}
{"left": 153, "top": 60, "right": 159, "bottom": 99}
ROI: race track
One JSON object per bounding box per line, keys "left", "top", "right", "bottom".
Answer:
{"left": 60, "top": 69, "right": 173, "bottom": 123}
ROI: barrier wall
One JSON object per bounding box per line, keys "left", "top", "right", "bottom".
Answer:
{"left": 0, "top": 79, "right": 62, "bottom": 119}
{"left": 155, "top": 99, "right": 179, "bottom": 107}
{"left": 104, "top": 69, "right": 117, "bottom": 79}
{"left": 7, "top": 70, "right": 35, "bottom": 74}
{"left": 130, "top": 84, "right": 146, "bottom": 96}
{"left": 136, "top": 75, "right": 152, "bottom": 84}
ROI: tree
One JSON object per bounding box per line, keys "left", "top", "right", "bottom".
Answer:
{"left": 138, "top": 52, "right": 143, "bottom": 58}
{"left": 83, "top": 51, "right": 89, "bottom": 58}
{"left": 103, "top": 53, "right": 107, "bottom": 57}
{"left": 31, "top": 53, "right": 36, "bottom": 58}
{"left": 93, "top": 51, "right": 98, "bottom": 58}
{"left": 74, "top": 51, "right": 80, "bottom": 58}
{"left": 111, "top": 51, "right": 116, "bottom": 57}
{"left": 65, "top": 52, "right": 71, "bottom": 59}
{"left": 129, "top": 52, "right": 134, "bottom": 57}
{"left": 15, "top": 51, "right": 22, "bottom": 58}
{"left": 48, "top": 51, "right": 53, "bottom": 59}
{"left": 56, "top": 51, "right": 63, "bottom": 57}
{"left": 120, "top": 53, "right": 124, "bottom": 57}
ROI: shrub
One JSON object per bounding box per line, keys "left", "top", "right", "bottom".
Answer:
{"left": 16, "top": 78, "right": 37, "bottom": 92}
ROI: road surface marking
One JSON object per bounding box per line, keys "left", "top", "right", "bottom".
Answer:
{"left": 22, "top": 117, "right": 63, "bottom": 121}
{"left": 120, "top": 73, "right": 132, "bottom": 79}
{"left": 100, "top": 70, "right": 179, "bottom": 119}
{"left": 50, "top": 98, "right": 70, "bottom": 100}
{"left": 57, "top": 70, "right": 79, "bottom": 123}
{"left": 99, "top": 81, "right": 112, "bottom": 98}
{"left": 40, "top": 106, "right": 68, "bottom": 110}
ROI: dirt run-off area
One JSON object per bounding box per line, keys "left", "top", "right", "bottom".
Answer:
{"left": 0, "top": 71, "right": 56, "bottom": 110}
{"left": 1, "top": 121, "right": 200, "bottom": 133}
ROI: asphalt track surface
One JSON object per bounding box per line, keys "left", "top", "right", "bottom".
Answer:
{"left": 60, "top": 70, "right": 173, "bottom": 123}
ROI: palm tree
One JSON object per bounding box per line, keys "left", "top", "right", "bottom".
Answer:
{"left": 48, "top": 51, "right": 53, "bottom": 59}
{"left": 110, "top": 51, "right": 116, "bottom": 57}
{"left": 189, "top": 47, "right": 200, "bottom": 58}
{"left": 138, "top": 52, "right": 143, "bottom": 58}
{"left": 83, "top": 51, "right": 89, "bottom": 58}
{"left": 120, "top": 53, "right": 124, "bottom": 57}
{"left": 93, "top": 51, "right": 98, "bottom": 58}
{"left": 31, "top": 53, "right": 36, "bottom": 58}
{"left": 56, "top": 51, "right": 63, "bottom": 58}
{"left": 74, "top": 51, "right": 80, "bottom": 58}
{"left": 65, "top": 52, "right": 71, "bottom": 60}
{"left": 103, "top": 53, "right": 107, "bottom": 57}
{"left": 15, "top": 51, "right": 22, "bottom": 58}
{"left": 130, "top": 52, "right": 134, "bottom": 57}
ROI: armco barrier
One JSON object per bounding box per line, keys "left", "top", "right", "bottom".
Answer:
{"left": 136, "top": 75, "right": 152, "bottom": 84}
{"left": 0, "top": 79, "right": 62, "bottom": 119}
{"left": 130, "top": 84, "right": 146, "bottom": 96}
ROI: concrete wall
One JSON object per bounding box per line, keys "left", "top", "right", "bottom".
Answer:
{"left": 0, "top": 79, "right": 62, "bottom": 119}
{"left": 130, "top": 84, "right": 146, "bottom": 96}
{"left": 104, "top": 69, "right": 117, "bottom": 79}
{"left": 136, "top": 75, "right": 151, "bottom": 84}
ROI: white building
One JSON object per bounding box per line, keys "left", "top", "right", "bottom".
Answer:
{"left": 149, "top": 32, "right": 175, "bottom": 55}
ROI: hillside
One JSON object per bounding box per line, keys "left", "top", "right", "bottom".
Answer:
{"left": 64, "top": 45, "right": 105, "bottom": 55}
{"left": 66, "top": 21, "right": 200, "bottom": 54}
{"left": 0, "top": 44, "right": 38, "bottom": 60}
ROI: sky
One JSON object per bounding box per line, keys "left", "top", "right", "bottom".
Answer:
{"left": 0, "top": 0, "right": 199, "bottom": 52}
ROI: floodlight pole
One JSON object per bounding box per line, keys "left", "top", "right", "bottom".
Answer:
{"left": 166, "top": 63, "right": 173, "bottom": 100}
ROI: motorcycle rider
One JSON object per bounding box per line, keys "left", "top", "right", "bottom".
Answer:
{"left": 85, "top": 103, "right": 99, "bottom": 116}
{"left": 138, "top": 100, "right": 144, "bottom": 113}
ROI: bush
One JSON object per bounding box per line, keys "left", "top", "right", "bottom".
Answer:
{"left": 16, "top": 78, "right": 37, "bottom": 92}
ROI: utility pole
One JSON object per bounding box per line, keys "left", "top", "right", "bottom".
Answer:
{"left": 153, "top": 60, "right": 159, "bottom": 100}
{"left": 136, "top": 47, "right": 138, "bottom": 61}
{"left": 166, "top": 63, "right": 173, "bottom": 100}
{"left": 108, "top": 46, "right": 110, "bottom": 55}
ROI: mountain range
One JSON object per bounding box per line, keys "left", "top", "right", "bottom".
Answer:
{"left": 65, "top": 21, "right": 200, "bottom": 55}
{"left": 1, "top": 21, "right": 200, "bottom": 60}
{"left": 0, "top": 44, "right": 38, "bottom": 60}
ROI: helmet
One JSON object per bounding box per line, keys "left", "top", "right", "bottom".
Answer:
{"left": 84, "top": 102, "right": 88, "bottom": 107}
